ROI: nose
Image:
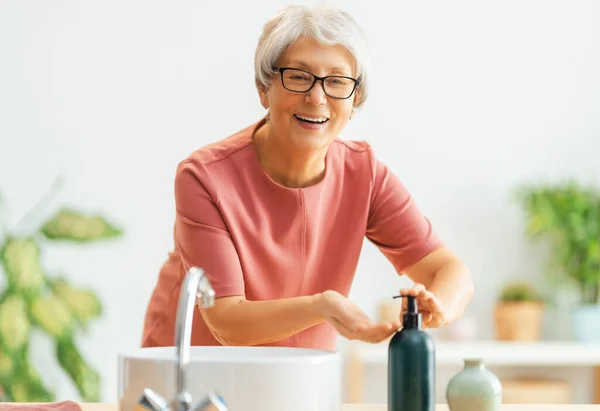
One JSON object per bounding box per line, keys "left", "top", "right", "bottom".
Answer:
{"left": 305, "top": 79, "right": 327, "bottom": 106}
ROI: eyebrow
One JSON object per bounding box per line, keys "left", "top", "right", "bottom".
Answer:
{"left": 284, "top": 60, "right": 352, "bottom": 76}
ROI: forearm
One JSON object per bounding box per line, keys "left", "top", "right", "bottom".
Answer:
{"left": 428, "top": 259, "right": 473, "bottom": 324}
{"left": 200, "top": 294, "right": 326, "bottom": 346}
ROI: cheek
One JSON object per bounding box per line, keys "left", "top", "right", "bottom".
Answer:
{"left": 332, "top": 103, "right": 354, "bottom": 122}
{"left": 270, "top": 88, "right": 301, "bottom": 112}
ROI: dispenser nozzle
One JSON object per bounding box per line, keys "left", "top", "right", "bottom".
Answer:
{"left": 392, "top": 294, "right": 422, "bottom": 329}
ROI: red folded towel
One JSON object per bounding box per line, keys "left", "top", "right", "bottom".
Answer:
{"left": 0, "top": 401, "right": 82, "bottom": 411}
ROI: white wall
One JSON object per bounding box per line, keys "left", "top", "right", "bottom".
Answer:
{"left": 1, "top": 0, "right": 599, "bottom": 403}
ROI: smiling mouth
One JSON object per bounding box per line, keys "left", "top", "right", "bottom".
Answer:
{"left": 294, "top": 114, "right": 329, "bottom": 125}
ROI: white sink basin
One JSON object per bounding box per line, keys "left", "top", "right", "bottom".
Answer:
{"left": 117, "top": 345, "right": 342, "bottom": 411}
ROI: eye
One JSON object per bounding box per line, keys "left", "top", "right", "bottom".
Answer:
{"left": 325, "top": 77, "right": 353, "bottom": 87}
{"left": 287, "top": 73, "right": 311, "bottom": 81}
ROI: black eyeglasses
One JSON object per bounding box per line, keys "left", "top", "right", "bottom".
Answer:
{"left": 273, "top": 67, "right": 359, "bottom": 100}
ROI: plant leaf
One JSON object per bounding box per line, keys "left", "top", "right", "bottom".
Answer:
{"left": 29, "top": 295, "right": 74, "bottom": 340}
{"left": 8, "top": 350, "right": 54, "bottom": 402}
{"left": 0, "top": 295, "right": 30, "bottom": 354}
{"left": 0, "top": 346, "right": 13, "bottom": 380}
{"left": 40, "top": 208, "right": 122, "bottom": 242}
{"left": 0, "top": 237, "right": 45, "bottom": 295}
{"left": 57, "top": 338, "right": 100, "bottom": 402}
{"left": 51, "top": 278, "right": 102, "bottom": 327}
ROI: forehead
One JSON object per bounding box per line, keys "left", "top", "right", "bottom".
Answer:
{"left": 277, "top": 37, "right": 356, "bottom": 76}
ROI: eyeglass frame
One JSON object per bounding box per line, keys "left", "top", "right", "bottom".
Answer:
{"left": 272, "top": 66, "right": 360, "bottom": 100}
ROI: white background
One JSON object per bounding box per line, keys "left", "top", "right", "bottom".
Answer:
{"left": 1, "top": 0, "right": 599, "bottom": 403}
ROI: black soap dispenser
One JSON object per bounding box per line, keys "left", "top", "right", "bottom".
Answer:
{"left": 388, "top": 294, "right": 435, "bottom": 411}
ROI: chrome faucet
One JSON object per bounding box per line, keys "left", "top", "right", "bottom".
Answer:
{"left": 136, "top": 267, "right": 228, "bottom": 411}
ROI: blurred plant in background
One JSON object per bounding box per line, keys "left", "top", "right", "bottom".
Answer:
{"left": 515, "top": 180, "right": 600, "bottom": 305}
{"left": 0, "top": 178, "right": 123, "bottom": 402}
{"left": 499, "top": 281, "right": 545, "bottom": 303}
{"left": 515, "top": 179, "right": 600, "bottom": 342}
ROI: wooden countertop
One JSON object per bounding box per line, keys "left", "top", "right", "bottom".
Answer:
{"left": 41, "top": 403, "right": 600, "bottom": 410}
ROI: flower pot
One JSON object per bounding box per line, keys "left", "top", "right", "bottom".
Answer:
{"left": 494, "top": 301, "right": 544, "bottom": 341}
{"left": 446, "top": 358, "right": 502, "bottom": 411}
{"left": 571, "top": 304, "right": 600, "bottom": 342}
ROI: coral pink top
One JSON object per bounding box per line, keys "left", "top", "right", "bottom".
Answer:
{"left": 141, "top": 118, "right": 443, "bottom": 350}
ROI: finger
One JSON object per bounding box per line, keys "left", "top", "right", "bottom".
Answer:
{"left": 399, "top": 287, "right": 411, "bottom": 296}
{"left": 358, "top": 322, "right": 397, "bottom": 343}
{"left": 419, "top": 288, "right": 435, "bottom": 303}
{"left": 417, "top": 293, "right": 447, "bottom": 328}
{"left": 379, "top": 322, "right": 401, "bottom": 341}
{"left": 399, "top": 284, "right": 426, "bottom": 312}
{"left": 420, "top": 291, "right": 443, "bottom": 314}
{"left": 431, "top": 311, "right": 449, "bottom": 328}
{"left": 399, "top": 285, "right": 421, "bottom": 298}
{"left": 406, "top": 287, "right": 434, "bottom": 309}
{"left": 411, "top": 283, "right": 426, "bottom": 293}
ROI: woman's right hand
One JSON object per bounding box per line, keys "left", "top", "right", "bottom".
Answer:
{"left": 316, "top": 290, "right": 400, "bottom": 344}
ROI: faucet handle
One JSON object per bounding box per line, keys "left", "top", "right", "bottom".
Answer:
{"left": 171, "top": 390, "right": 194, "bottom": 411}
{"left": 136, "top": 388, "right": 169, "bottom": 411}
{"left": 191, "top": 392, "right": 228, "bottom": 411}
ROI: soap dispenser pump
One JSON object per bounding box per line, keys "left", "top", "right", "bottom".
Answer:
{"left": 388, "top": 294, "right": 435, "bottom": 411}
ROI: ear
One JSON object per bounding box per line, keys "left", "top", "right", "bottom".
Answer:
{"left": 258, "top": 86, "right": 269, "bottom": 109}
{"left": 353, "top": 87, "right": 363, "bottom": 108}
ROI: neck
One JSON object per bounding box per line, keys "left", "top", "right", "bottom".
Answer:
{"left": 254, "top": 123, "right": 327, "bottom": 188}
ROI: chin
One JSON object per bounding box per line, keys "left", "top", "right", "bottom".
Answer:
{"left": 289, "top": 121, "right": 335, "bottom": 149}
{"left": 290, "top": 131, "right": 333, "bottom": 151}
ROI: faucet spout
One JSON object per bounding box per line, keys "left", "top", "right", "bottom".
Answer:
{"left": 174, "top": 267, "right": 215, "bottom": 407}
{"left": 136, "top": 266, "right": 227, "bottom": 411}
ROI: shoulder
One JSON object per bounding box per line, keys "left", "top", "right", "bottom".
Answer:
{"left": 175, "top": 120, "right": 261, "bottom": 180}
{"left": 330, "top": 137, "right": 404, "bottom": 196}
{"left": 329, "top": 137, "right": 380, "bottom": 176}
{"left": 182, "top": 122, "right": 257, "bottom": 169}
{"left": 174, "top": 120, "right": 260, "bottom": 198}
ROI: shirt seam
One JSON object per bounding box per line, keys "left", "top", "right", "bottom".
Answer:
{"left": 298, "top": 190, "right": 306, "bottom": 348}
{"left": 365, "top": 146, "right": 378, "bottom": 217}
{"left": 331, "top": 138, "right": 370, "bottom": 153}
{"left": 202, "top": 140, "right": 254, "bottom": 167}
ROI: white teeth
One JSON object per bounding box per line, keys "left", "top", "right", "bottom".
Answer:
{"left": 295, "top": 114, "right": 328, "bottom": 123}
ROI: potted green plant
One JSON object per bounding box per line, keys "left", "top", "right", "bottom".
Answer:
{"left": 515, "top": 180, "right": 600, "bottom": 341}
{"left": 495, "top": 281, "right": 545, "bottom": 341}
{"left": 0, "top": 179, "right": 123, "bottom": 401}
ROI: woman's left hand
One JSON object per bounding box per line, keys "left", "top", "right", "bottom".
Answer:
{"left": 398, "top": 283, "right": 448, "bottom": 328}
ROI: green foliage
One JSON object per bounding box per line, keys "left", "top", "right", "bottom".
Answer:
{"left": 515, "top": 179, "right": 600, "bottom": 305}
{"left": 0, "top": 184, "right": 123, "bottom": 402}
{"left": 499, "top": 282, "right": 543, "bottom": 302}
{"left": 8, "top": 350, "right": 54, "bottom": 402}
{"left": 0, "top": 295, "right": 31, "bottom": 354}
{"left": 41, "top": 209, "right": 122, "bottom": 242}
{"left": 57, "top": 338, "right": 100, "bottom": 401}
{"left": 1, "top": 238, "right": 45, "bottom": 295}
{"left": 50, "top": 277, "right": 102, "bottom": 330}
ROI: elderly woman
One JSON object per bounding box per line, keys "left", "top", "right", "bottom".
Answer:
{"left": 141, "top": 5, "right": 473, "bottom": 350}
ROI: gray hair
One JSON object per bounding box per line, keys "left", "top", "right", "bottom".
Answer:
{"left": 254, "top": 5, "right": 371, "bottom": 111}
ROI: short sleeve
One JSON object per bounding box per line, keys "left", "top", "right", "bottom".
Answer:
{"left": 173, "top": 159, "right": 245, "bottom": 297}
{"left": 365, "top": 149, "right": 443, "bottom": 273}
